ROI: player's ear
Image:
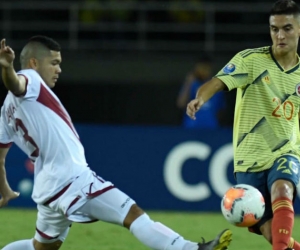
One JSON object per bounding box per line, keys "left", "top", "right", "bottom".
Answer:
{"left": 28, "top": 58, "right": 38, "bottom": 70}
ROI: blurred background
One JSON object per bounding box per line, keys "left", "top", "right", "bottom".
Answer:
{"left": 0, "top": 0, "right": 275, "bottom": 126}
{"left": 3, "top": 0, "right": 298, "bottom": 213}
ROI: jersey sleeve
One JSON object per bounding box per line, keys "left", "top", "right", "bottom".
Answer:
{"left": 16, "top": 69, "right": 41, "bottom": 100}
{"left": 0, "top": 110, "right": 13, "bottom": 148}
{"left": 215, "top": 52, "right": 249, "bottom": 91}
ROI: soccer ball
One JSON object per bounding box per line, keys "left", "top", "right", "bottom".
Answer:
{"left": 221, "top": 184, "right": 265, "bottom": 227}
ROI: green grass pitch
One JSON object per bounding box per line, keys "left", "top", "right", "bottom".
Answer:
{"left": 1, "top": 208, "right": 300, "bottom": 249}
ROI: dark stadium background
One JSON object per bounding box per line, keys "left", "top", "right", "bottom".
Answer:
{"left": 0, "top": 0, "right": 278, "bottom": 127}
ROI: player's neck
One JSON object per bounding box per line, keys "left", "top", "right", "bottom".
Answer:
{"left": 272, "top": 47, "right": 299, "bottom": 70}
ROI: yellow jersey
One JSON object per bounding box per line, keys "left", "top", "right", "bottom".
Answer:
{"left": 216, "top": 46, "right": 300, "bottom": 172}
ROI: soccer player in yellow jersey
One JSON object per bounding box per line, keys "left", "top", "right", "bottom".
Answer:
{"left": 187, "top": 1, "right": 300, "bottom": 250}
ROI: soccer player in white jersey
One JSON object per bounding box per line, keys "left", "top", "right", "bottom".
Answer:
{"left": 0, "top": 36, "right": 232, "bottom": 250}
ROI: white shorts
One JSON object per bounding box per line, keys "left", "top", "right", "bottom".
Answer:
{"left": 34, "top": 169, "right": 136, "bottom": 243}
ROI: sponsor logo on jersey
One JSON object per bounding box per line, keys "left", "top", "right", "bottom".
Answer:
{"left": 262, "top": 76, "right": 271, "bottom": 84}
{"left": 223, "top": 63, "right": 236, "bottom": 74}
{"left": 295, "top": 83, "right": 300, "bottom": 97}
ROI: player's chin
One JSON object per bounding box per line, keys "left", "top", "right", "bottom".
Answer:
{"left": 49, "top": 80, "right": 57, "bottom": 88}
{"left": 275, "top": 46, "right": 289, "bottom": 55}
{"left": 45, "top": 82, "right": 54, "bottom": 89}
{"left": 276, "top": 44, "right": 289, "bottom": 50}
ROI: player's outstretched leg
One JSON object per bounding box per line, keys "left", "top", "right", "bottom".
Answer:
{"left": 197, "top": 229, "right": 232, "bottom": 250}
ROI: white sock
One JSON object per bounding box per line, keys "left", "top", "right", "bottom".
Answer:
{"left": 2, "top": 239, "right": 35, "bottom": 250}
{"left": 130, "top": 213, "right": 198, "bottom": 250}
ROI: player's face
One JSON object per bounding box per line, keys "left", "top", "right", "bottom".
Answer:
{"left": 269, "top": 14, "right": 300, "bottom": 56}
{"left": 36, "top": 51, "right": 62, "bottom": 88}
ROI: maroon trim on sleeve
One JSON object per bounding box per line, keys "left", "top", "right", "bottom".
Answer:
{"left": 0, "top": 142, "right": 12, "bottom": 148}
{"left": 14, "top": 74, "right": 28, "bottom": 97}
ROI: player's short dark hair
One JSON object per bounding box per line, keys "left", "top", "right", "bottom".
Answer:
{"left": 270, "top": 0, "right": 300, "bottom": 16}
{"left": 28, "top": 35, "right": 61, "bottom": 52}
{"left": 20, "top": 35, "right": 61, "bottom": 68}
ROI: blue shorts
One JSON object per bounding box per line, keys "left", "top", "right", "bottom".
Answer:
{"left": 235, "top": 154, "right": 300, "bottom": 235}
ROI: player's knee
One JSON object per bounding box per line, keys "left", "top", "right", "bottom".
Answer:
{"left": 271, "top": 179, "right": 294, "bottom": 201}
{"left": 123, "top": 204, "right": 144, "bottom": 229}
{"left": 33, "top": 239, "right": 63, "bottom": 250}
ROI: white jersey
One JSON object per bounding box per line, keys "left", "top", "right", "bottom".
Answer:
{"left": 0, "top": 69, "right": 89, "bottom": 204}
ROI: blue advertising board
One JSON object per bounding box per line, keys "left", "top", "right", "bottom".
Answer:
{"left": 5, "top": 124, "right": 300, "bottom": 213}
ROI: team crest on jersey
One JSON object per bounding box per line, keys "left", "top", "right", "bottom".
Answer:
{"left": 296, "top": 83, "right": 300, "bottom": 97}
{"left": 223, "top": 63, "right": 236, "bottom": 74}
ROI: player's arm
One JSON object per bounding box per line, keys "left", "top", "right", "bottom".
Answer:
{"left": 0, "top": 146, "right": 19, "bottom": 208}
{"left": 176, "top": 72, "right": 195, "bottom": 109}
{"left": 0, "top": 39, "right": 26, "bottom": 95}
{"left": 186, "top": 77, "right": 226, "bottom": 120}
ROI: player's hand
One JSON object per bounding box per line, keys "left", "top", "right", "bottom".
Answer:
{"left": 0, "top": 39, "right": 15, "bottom": 68}
{"left": 186, "top": 98, "right": 202, "bottom": 120}
{"left": 0, "top": 189, "right": 20, "bottom": 208}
